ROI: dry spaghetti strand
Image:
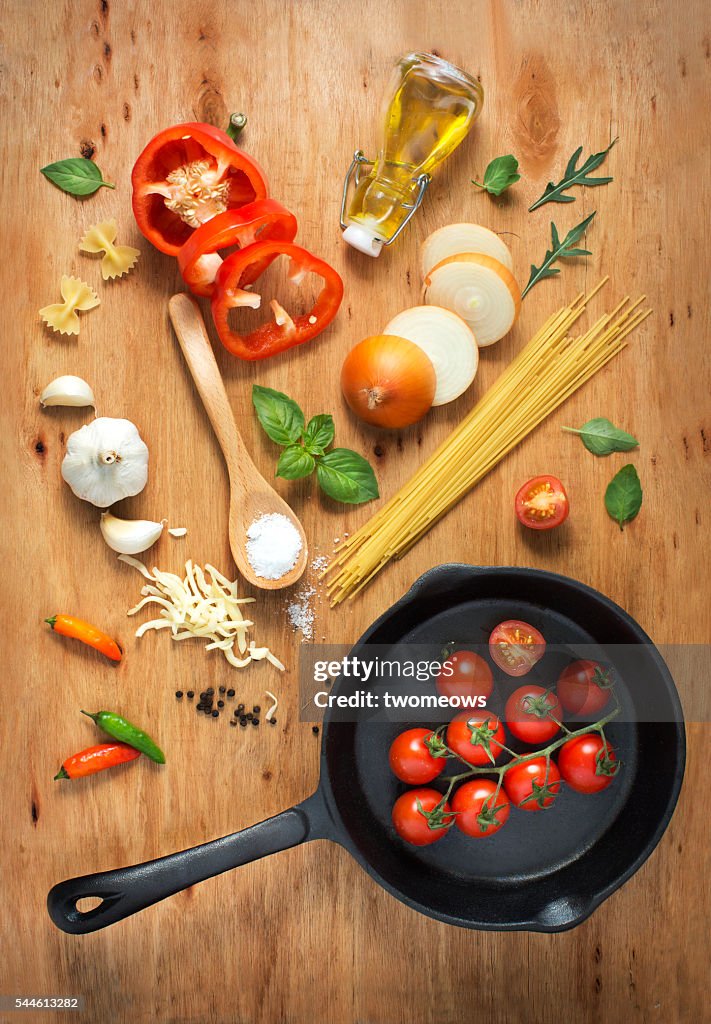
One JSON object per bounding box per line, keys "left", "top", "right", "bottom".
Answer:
{"left": 324, "top": 282, "right": 651, "bottom": 604}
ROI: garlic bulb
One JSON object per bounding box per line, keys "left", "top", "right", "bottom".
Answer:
{"left": 40, "top": 375, "right": 95, "bottom": 408}
{"left": 62, "top": 417, "right": 149, "bottom": 507}
{"left": 100, "top": 511, "right": 163, "bottom": 554}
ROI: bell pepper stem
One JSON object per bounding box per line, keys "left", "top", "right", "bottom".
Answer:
{"left": 227, "top": 112, "right": 247, "bottom": 141}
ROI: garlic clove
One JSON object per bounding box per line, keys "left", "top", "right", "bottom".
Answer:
{"left": 167, "top": 526, "right": 188, "bottom": 537}
{"left": 40, "top": 375, "right": 95, "bottom": 408}
{"left": 100, "top": 511, "right": 164, "bottom": 554}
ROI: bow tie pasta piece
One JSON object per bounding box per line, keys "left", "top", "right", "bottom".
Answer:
{"left": 39, "top": 276, "right": 100, "bottom": 336}
{"left": 79, "top": 219, "right": 141, "bottom": 280}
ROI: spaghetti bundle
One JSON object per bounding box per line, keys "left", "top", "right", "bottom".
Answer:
{"left": 325, "top": 281, "right": 650, "bottom": 604}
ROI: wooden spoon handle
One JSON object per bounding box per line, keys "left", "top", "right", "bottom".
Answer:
{"left": 168, "top": 293, "right": 246, "bottom": 475}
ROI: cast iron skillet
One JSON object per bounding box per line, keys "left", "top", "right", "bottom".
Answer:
{"left": 47, "top": 565, "right": 685, "bottom": 934}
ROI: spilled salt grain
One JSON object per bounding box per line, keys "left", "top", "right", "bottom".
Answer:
{"left": 286, "top": 555, "right": 329, "bottom": 641}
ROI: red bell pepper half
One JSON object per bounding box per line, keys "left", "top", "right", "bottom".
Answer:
{"left": 177, "top": 198, "right": 298, "bottom": 298}
{"left": 211, "top": 241, "right": 344, "bottom": 360}
{"left": 131, "top": 123, "right": 268, "bottom": 256}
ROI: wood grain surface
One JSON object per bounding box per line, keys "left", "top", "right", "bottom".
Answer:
{"left": 2, "top": 1, "right": 709, "bottom": 1022}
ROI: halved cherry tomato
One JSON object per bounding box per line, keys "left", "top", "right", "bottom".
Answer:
{"left": 504, "top": 685, "right": 561, "bottom": 744}
{"left": 211, "top": 240, "right": 344, "bottom": 360}
{"left": 557, "top": 660, "right": 613, "bottom": 716}
{"left": 177, "top": 199, "right": 298, "bottom": 297}
{"left": 388, "top": 728, "right": 445, "bottom": 785}
{"left": 452, "top": 780, "right": 510, "bottom": 837}
{"left": 391, "top": 788, "right": 453, "bottom": 846}
{"left": 515, "top": 475, "right": 569, "bottom": 530}
{"left": 504, "top": 756, "right": 562, "bottom": 811}
{"left": 489, "top": 620, "right": 546, "bottom": 676}
{"left": 446, "top": 712, "right": 506, "bottom": 765}
{"left": 436, "top": 650, "right": 493, "bottom": 703}
{"left": 131, "top": 123, "right": 268, "bottom": 256}
{"left": 558, "top": 733, "right": 619, "bottom": 793}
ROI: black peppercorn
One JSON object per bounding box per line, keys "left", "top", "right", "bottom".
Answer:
{"left": 253, "top": 705, "right": 261, "bottom": 713}
{"left": 212, "top": 710, "right": 219, "bottom": 718}
{"left": 219, "top": 686, "right": 226, "bottom": 694}
{"left": 207, "top": 687, "right": 214, "bottom": 696}
{"left": 312, "top": 726, "right": 320, "bottom": 735}
{"left": 239, "top": 717, "right": 247, "bottom": 727}
{"left": 187, "top": 691, "right": 194, "bottom": 699}
{"left": 230, "top": 720, "right": 237, "bottom": 727}
{"left": 246, "top": 712, "right": 253, "bottom": 721}
{"left": 237, "top": 703, "right": 245, "bottom": 712}
{"left": 227, "top": 689, "right": 235, "bottom": 698}
{"left": 218, "top": 700, "right": 224, "bottom": 708}
{"left": 269, "top": 717, "right": 277, "bottom": 725}
{"left": 252, "top": 718, "right": 259, "bottom": 726}
{"left": 175, "top": 690, "right": 183, "bottom": 699}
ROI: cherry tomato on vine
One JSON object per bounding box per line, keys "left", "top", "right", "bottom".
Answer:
{"left": 489, "top": 620, "right": 545, "bottom": 676}
{"left": 436, "top": 650, "right": 493, "bottom": 702}
{"left": 504, "top": 685, "right": 561, "bottom": 744}
{"left": 451, "top": 780, "right": 511, "bottom": 837}
{"left": 504, "top": 757, "right": 562, "bottom": 811}
{"left": 515, "top": 475, "right": 569, "bottom": 530}
{"left": 557, "top": 660, "right": 613, "bottom": 716}
{"left": 388, "top": 729, "right": 445, "bottom": 785}
{"left": 446, "top": 712, "right": 506, "bottom": 765}
{"left": 391, "top": 788, "right": 453, "bottom": 846}
{"left": 558, "top": 733, "right": 619, "bottom": 793}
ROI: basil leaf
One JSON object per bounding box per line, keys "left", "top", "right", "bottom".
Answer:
{"left": 40, "top": 157, "right": 115, "bottom": 196}
{"left": 562, "top": 418, "right": 639, "bottom": 456}
{"left": 303, "top": 413, "right": 335, "bottom": 454}
{"left": 316, "top": 448, "right": 379, "bottom": 505}
{"left": 276, "top": 446, "right": 315, "bottom": 480}
{"left": 252, "top": 385, "right": 304, "bottom": 446}
{"left": 472, "top": 155, "right": 520, "bottom": 196}
{"left": 604, "top": 464, "right": 642, "bottom": 530}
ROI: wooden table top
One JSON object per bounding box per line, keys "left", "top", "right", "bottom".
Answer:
{"left": 2, "top": 1, "right": 709, "bottom": 1021}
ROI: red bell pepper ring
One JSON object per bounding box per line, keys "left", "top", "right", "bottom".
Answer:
{"left": 211, "top": 241, "right": 344, "bottom": 360}
{"left": 177, "top": 199, "right": 298, "bottom": 298}
{"left": 131, "top": 123, "right": 268, "bottom": 256}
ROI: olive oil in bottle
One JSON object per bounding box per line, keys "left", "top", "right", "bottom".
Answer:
{"left": 342, "top": 53, "right": 483, "bottom": 257}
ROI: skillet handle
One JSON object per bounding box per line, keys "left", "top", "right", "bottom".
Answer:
{"left": 47, "top": 792, "right": 328, "bottom": 935}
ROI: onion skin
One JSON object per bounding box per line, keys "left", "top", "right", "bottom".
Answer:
{"left": 340, "top": 335, "right": 436, "bottom": 429}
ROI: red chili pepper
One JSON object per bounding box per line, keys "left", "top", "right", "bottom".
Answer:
{"left": 54, "top": 743, "right": 140, "bottom": 780}
{"left": 211, "top": 241, "right": 344, "bottom": 360}
{"left": 45, "top": 614, "right": 122, "bottom": 662}
{"left": 177, "top": 198, "right": 298, "bottom": 297}
{"left": 131, "top": 123, "right": 268, "bottom": 256}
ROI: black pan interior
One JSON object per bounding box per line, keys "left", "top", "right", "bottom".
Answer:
{"left": 320, "top": 567, "right": 685, "bottom": 931}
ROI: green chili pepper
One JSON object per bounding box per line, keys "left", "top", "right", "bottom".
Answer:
{"left": 81, "top": 710, "right": 166, "bottom": 764}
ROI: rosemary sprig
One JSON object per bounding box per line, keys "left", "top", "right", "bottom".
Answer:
{"left": 529, "top": 138, "right": 617, "bottom": 211}
{"left": 522, "top": 211, "right": 596, "bottom": 298}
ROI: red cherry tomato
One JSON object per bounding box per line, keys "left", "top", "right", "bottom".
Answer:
{"left": 558, "top": 733, "right": 619, "bottom": 793}
{"left": 436, "top": 650, "right": 493, "bottom": 702}
{"left": 504, "top": 685, "right": 561, "bottom": 744}
{"left": 391, "top": 788, "right": 453, "bottom": 846}
{"left": 388, "top": 729, "right": 445, "bottom": 785}
{"left": 489, "top": 620, "right": 545, "bottom": 677}
{"left": 557, "top": 660, "right": 613, "bottom": 716}
{"left": 446, "top": 712, "right": 506, "bottom": 765}
{"left": 504, "top": 756, "right": 562, "bottom": 811}
{"left": 451, "top": 780, "right": 510, "bottom": 837}
{"left": 515, "top": 475, "right": 569, "bottom": 530}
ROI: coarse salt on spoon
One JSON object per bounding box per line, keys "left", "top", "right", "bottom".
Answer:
{"left": 168, "top": 293, "right": 307, "bottom": 590}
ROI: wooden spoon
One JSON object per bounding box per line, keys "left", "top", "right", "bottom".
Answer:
{"left": 168, "top": 293, "right": 307, "bottom": 590}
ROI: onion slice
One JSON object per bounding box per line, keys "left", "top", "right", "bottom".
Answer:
{"left": 383, "top": 306, "right": 478, "bottom": 406}
{"left": 423, "top": 253, "right": 521, "bottom": 347}
{"left": 421, "top": 223, "right": 513, "bottom": 277}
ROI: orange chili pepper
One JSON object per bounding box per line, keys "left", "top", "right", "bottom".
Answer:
{"left": 45, "top": 614, "right": 122, "bottom": 662}
{"left": 54, "top": 742, "right": 140, "bottom": 780}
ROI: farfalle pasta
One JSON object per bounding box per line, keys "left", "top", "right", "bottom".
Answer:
{"left": 39, "top": 276, "right": 100, "bottom": 336}
{"left": 79, "top": 219, "right": 140, "bottom": 280}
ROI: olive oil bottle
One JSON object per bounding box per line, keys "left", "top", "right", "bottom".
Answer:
{"left": 342, "top": 53, "right": 483, "bottom": 257}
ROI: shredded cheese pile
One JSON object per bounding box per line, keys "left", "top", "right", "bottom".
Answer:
{"left": 120, "top": 555, "right": 285, "bottom": 671}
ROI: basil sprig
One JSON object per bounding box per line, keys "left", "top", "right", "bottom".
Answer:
{"left": 252, "top": 385, "right": 378, "bottom": 505}
{"left": 562, "top": 418, "right": 639, "bottom": 456}
{"left": 472, "top": 155, "right": 520, "bottom": 196}
{"left": 604, "top": 464, "right": 642, "bottom": 530}
{"left": 40, "top": 157, "right": 115, "bottom": 196}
